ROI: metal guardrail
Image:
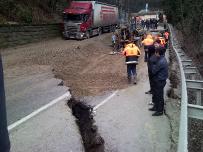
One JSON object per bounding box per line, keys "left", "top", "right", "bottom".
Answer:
{"left": 168, "top": 24, "right": 203, "bottom": 152}
{"left": 169, "top": 24, "right": 188, "bottom": 152}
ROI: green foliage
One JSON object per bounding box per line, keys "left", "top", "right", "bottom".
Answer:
{"left": 164, "top": 0, "right": 203, "bottom": 62}
{"left": 163, "top": 0, "right": 203, "bottom": 39}
{"left": 0, "top": 15, "right": 7, "bottom": 24}
{"left": 0, "top": 0, "right": 69, "bottom": 24}
{"left": 15, "top": 4, "right": 32, "bottom": 23}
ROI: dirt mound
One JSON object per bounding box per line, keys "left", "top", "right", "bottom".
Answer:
{"left": 2, "top": 34, "right": 128, "bottom": 98}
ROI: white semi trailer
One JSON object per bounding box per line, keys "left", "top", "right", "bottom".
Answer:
{"left": 63, "top": 1, "right": 119, "bottom": 39}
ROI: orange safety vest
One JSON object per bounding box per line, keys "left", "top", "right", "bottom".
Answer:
{"left": 123, "top": 43, "right": 141, "bottom": 64}
{"left": 123, "top": 43, "right": 141, "bottom": 56}
{"left": 142, "top": 38, "right": 154, "bottom": 46}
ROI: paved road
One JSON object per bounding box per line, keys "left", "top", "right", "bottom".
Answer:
{"left": 4, "top": 65, "right": 68, "bottom": 125}
{"left": 86, "top": 46, "right": 172, "bottom": 152}
{"left": 9, "top": 99, "right": 84, "bottom": 152}
{"left": 94, "top": 84, "right": 171, "bottom": 152}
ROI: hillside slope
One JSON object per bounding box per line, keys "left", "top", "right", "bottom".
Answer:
{"left": 164, "top": 0, "right": 203, "bottom": 74}
{"left": 0, "top": 0, "right": 71, "bottom": 24}
{"left": 0, "top": 0, "right": 165, "bottom": 24}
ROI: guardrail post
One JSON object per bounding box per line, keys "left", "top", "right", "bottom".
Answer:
{"left": 186, "top": 80, "right": 203, "bottom": 106}
{"left": 196, "top": 90, "right": 202, "bottom": 105}
{"left": 188, "top": 104, "right": 203, "bottom": 120}
{"left": 184, "top": 67, "right": 197, "bottom": 74}
{"left": 182, "top": 60, "right": 192, "bottom": 67}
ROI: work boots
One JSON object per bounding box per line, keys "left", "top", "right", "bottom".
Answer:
{"left": 127, "top": 75, "right": 137, "bottom": 84}
{"left": 133, "top": 75, "right": 137, "bottom": 84}
{"left": 127, "top": 76, "right": 131, "bottom": 84}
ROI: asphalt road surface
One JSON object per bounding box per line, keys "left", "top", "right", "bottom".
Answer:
{"left": 2, "top": 28, "right": 179, "bottom": 151}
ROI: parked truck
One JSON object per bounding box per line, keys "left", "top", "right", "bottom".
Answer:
{"left": 62, "top": 1, "right": 119, "bottom": 39}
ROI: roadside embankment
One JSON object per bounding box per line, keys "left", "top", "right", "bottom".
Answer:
{"left": 0, "top": 24, "right": 61, "bottom": 48}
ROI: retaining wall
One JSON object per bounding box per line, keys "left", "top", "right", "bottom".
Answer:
{"left": 0, "top": 24, "right": 62, "bottom": 48}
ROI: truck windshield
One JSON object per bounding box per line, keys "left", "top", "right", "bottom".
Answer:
{"left": 63, "top": 14, "right": 83, "bottom": 22}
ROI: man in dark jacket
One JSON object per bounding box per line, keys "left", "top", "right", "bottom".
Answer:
{"left": 0, "top": 54, "right": 10, "bottom": 152}
{"left": 145, "top": 45, "right": 156, "bottom": 95}
{"left": 149, "top": 49, "right": 168, "bottom": 116}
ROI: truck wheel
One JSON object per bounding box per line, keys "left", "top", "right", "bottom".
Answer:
{"left": 63, "top": 37, "right": 69, "bottom": 40}
{"left": 109, "top": 26, "right": 112, "bottom": 32}
{"left": 85, "top": 31, "right": 90, "bottom": 39}
{"left": 110, "top": 26, "right": 114, "bottom": 32}
{"left": 98, "top": 28, "right": 102, "bottom": 35}
{"left": 111, "top": 26, "right": 116, "bottom": 32}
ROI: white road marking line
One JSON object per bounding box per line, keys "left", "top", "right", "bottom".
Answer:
{"left": 8, "top": 92, "right": 71, "bottom": 132}
{"left": 93, "top": 90, "right": 118, "bottom": 110}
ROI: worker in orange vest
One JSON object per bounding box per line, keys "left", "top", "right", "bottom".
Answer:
{"left": 164, "top": 30, "right": 170, "bottom": 48}
{"left": 164, "top": 30, "right": 170, "bottom": 42}
{"left": 122, "top": 40, "right": 141, "bottom": 84}
{"left": 142, "top": 34, "right": 154, "bottom": 62}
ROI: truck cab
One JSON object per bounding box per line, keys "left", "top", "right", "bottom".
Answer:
{"left": 63, "top": 2, "right": 93, "bottom": 39}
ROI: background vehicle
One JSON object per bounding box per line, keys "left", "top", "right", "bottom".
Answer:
{"left": 62, "top": 1, "right": 119, "bottom": 40}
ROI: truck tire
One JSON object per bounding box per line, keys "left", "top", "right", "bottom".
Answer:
{"left": 85, "top": 31, "right": 90, "bottom": 39}
{"left": 98, "top": 27, "right": 102, "bottom": 36}
{"left": 111, "top": 26, "right": 116, "bottom": 32}
{"left": 110, "top": 26, "right": 115, "bottom": 32}
{"left": 63, "top": 36, "right": 69, "bottom": 40}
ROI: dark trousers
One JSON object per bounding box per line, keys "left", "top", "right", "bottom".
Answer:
{"left": 144, "top": 50, "right": 148, "bottom": 61}
{"left": 0, "top": 55, "right": 10, "bottom": 152}
{"left": 149, "top": 75, "right": 154, "bottom": 92}
{"left": 144, "top": 45, "right": 151, "bottom": 61}
{"left": 151, "top": 77, "right": 156, "bottom": 103}
{"left": 153, "top": 80, "right": 166, "bottom": 112}
{"left": 127, "top": 64, "right": 137, "bottom": 77}
{"left": 147, "top": 62, "right": 152, "bottom": 91}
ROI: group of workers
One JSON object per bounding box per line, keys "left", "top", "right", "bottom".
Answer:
{"left": 143, "top": 31, "right": 169, "bottom": 116}
{"left": 112, "top": 27, "right": 142, "bottom": 53}
{"left": 141, "top": 19, "right": 159, "bottom": 30}
{"left": 113, "top": 25, "right": 170, "bottom": 116}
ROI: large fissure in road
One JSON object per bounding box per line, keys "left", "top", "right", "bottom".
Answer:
{"left": 68, "top": 97, "right": 105, "bottom": 152}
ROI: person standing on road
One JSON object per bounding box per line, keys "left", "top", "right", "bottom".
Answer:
{"left": 145, "top": 45, "right": 156, "bottom": 96}
{"left": 142, "top": 34, "right": 154, "bottom": 62}
{"left": 122, "top": 40, "right": 141, "bottom": 84}
{"left": 145, "top": 19, "right": 150, "bottom": 31}
{"left": 154, "top": 19, "right": 158, "bottom": 29}
{"left": 149, "top": 49, "right": 168, "bottom": 116}
{"left": 141, "top": 20, "right": 145, "bottom": 29}
{"left": 112, "top": 32, "right": 116, "bottom": 47}
{"left": 132, "top": 29, "right": 141, "bottom": 48}
{"left": 154, "top": 39, "right": 166, "bottom": 56}
{"left": 0, "top": 54, "right": 11, "bottom": 152}
{"left": 164, "top": 30, "right": 170, "bottom": 48}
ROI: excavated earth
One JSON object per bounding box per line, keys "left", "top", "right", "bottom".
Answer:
{"left": 1, "top": 34, "right": 128, "bottom": 98}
